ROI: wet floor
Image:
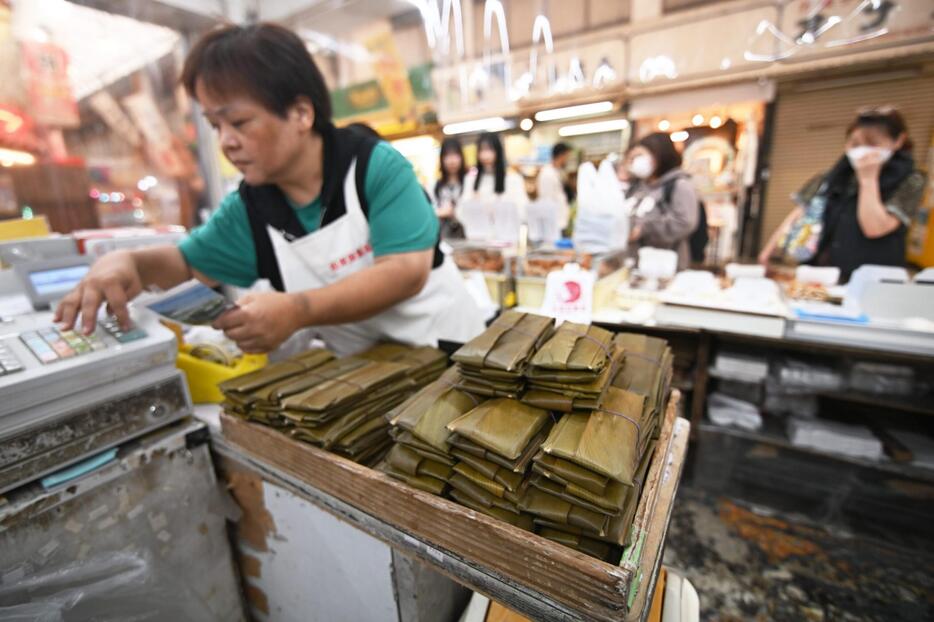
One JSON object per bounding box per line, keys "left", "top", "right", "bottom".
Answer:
{"left": 663, "top": 487, "right": 934, "bottom": 621}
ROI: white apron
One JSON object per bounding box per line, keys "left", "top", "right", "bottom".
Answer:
{"left": 267, "top": 160, "right": 484, "bottom": 357}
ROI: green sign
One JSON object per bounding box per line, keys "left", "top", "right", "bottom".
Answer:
{"left": 331, "top": 63, "right": 434, "bottom": 120}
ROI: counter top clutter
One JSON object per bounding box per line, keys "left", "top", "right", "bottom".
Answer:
{"left": 379, "top": 311, "right": 674, "bottom": 562}
{"left": 218, "top": 343, "right": 447, "bottom": 465}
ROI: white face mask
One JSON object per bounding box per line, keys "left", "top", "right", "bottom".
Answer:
{"left": 846, "top": 146, "right": 893, "bottom": 167}
{"left": 628, "top": 154, "right": 655, "bottom": 179}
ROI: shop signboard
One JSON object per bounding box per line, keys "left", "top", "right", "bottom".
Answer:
{"left": 778, "top": 0, "right": 934, "bottom": 62}
{"left": 20, "top": 41, "right": 79, "bottom": 128}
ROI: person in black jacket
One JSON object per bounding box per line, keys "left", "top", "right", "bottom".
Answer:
{"left": 759, "top": 107, "right": 925, "bottom": 281}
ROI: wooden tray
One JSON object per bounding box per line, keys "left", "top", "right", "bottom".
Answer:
{"left": 220, "top": 391, "right": 688, "bottom": 622}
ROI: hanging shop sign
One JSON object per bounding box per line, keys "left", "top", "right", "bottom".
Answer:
{"left": 629, "top": 4, "right": 779, "bottom": 86}
{"left": 364, "top": 26, "right": 417, "bottom": 124}
{"left": 332, "top": 82, "right": 386, "bottom": 119}
{"left": 0, "top": 104, "right": 38, "bottom": 152}
{"left": 434, "top": 38, "right": 625, "bottom": 124}
{"left": 122, "top": 91, "right": 185, "bottom": 178}
{"left": 775, "top": 0, "right": 934, "bottom": 62}
{"left": 331, "top": 64, "right": 436, "bottom": 132}
{"left": 89, "top": 91, "right": 142, "bottom": 148}
{"left": 20, "top": 41, "right": 79, "bottom": 128}
{"left": 0, "top": 1, "right": 24, "bottom": 107}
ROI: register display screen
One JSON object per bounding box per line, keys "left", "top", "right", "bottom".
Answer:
{"left": 29, "top": 265, "right": 90, "bottom": 297}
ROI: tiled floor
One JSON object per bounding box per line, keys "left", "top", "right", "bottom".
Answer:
{"left": 663, "top": 488, "right": 934, "bottom": 621}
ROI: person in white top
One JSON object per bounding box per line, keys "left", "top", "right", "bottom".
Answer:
{"left": 460, "top": 132, "right": 529, "bottom": 221}
{"left": 536, "top": 142, "right": 572, "bottom": 231}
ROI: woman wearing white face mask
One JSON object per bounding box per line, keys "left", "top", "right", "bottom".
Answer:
{"left": 758, "top": 107, "right": 925, "bottom": 281}
{"left": 625, "top": 133, "right": 700, "bottom": 269}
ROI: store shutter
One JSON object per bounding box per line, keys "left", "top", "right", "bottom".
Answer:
{"left": 760, "top": 69, "right": 934, "bottom": 250}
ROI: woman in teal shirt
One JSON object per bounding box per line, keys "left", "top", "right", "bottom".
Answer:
{"left": 57, "top": 23, "right": 482, "bottom": 355}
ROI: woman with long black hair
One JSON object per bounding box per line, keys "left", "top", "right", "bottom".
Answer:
{"left": 433, "top": 137, "right": 467, "bottom": 239}
{"left": 460, "top": 131, "right": 528, "bottom": 221}
{"left": 759, "top": 107, "right": 925, "bottom": 281}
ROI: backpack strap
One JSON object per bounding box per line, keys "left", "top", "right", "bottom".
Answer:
{"left": 660, "top": 177, "right": 677, "bottom": 209}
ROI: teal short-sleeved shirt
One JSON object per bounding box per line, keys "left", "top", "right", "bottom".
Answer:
{"left": 178, "top": 141, "right": 438, "bottom": 287}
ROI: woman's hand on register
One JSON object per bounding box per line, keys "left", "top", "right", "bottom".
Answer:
{"left": 55, "top": 247, "right": 196, "bottom": 336}
{"left": 54, "top": 251, "right": 143, "bottom": 336}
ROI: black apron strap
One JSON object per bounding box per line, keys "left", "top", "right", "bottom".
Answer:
{"left": 240, "top": 183, "right": 305, "bottom": 292}
{"left": 240, "top": 123, "right": 445, "bottom": 291}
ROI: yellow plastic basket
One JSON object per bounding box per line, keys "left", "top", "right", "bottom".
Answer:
{"left": 176, "top": 343, "right": 267, "bottom": 404}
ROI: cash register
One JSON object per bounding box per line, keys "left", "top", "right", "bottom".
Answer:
{"left": 0, "top": 254, "right": 190, "bottom": 494}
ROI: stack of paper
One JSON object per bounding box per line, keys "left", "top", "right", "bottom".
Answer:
{"left": 787, "top": 418, "right": 883, "bottom": 461}
{"left": 707, "top": 392, "right": 762, "bottom": 431}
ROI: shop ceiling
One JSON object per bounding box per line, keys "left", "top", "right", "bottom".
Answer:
{"left": 66, "top": 0, "right": 934, "bottom": 122}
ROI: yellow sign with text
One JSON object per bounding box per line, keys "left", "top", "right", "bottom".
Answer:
{"left": 364, "top": 28, "right": 416, "bottom": 124}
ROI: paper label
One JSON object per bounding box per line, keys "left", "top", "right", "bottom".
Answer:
{"left": 541, "top": 264, "right": 595, "bottom": 324}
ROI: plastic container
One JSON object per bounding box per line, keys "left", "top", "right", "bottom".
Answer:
{"left": 175, "top": 343, "right": 267, "bottom": 403}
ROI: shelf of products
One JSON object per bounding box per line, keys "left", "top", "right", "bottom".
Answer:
{"left": 698, "top": 419, "right": 934, "bottom": 485}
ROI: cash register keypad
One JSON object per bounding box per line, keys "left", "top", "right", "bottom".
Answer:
{"left": 0, "top": 344, "right": 24, "bottom": 376}
{"left": 18, "top": 318, "right": 146, "bottom": 366}
{"left": 98, "top": 317, "right": 148, "bottom": 343}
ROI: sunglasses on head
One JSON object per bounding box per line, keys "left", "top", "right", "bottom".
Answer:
{"left": 856, "top": 105, "right": 898, "bottom": 118}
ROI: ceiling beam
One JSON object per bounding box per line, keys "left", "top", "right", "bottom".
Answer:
{"left": 71, "top": 0, "right": 221, "bottom": 34}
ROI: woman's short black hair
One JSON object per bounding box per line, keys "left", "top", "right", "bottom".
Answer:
{"left": 636, "top": 132, "right": 682, "bottom": 177}
{"left": 436, "top": 137, "right": 467, "bottom": 199}
{"left": 475, "top": 132, "right": 506, "bottom": 195}
{"left": 847, "top": 106, "right": 913, "bottom": 152}
{"left": 181, "top": 23, "right": 332, "bottom": 133}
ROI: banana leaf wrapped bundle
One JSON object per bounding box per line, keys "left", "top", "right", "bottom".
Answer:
{"left": 536, "top": 527, "right": 615, "bottom": 561}
{"left": 221, "top": 344, "right": 457, "bottom": 465}
{"left": 539, "top": 335, "right": 671, "bottom": 485}
{"left": 521, "top": 336, "right": 626, "bottom": 412}
{"left": 330, "top": 414, "right": 394, "bottom": 463}
{"left": 377, "top": 444, "right": 452, "bottom": 495}
{"left": 540, "top": 387, "right": 656, "bottom": 486}
{"left": 448, "top": 465, "right": 525, "bottom": 514}
{"left": 446, "top": 398, "right": 553, "bottom": 473}
{"left": 388, "top": 368, "right": 484, "bottom": 452}
{"left": 450, "top": 449, "right": 525, "bottom": 494}
{"left": 452, "top": 311, "right": 554, "bottom": 397}
{"left": 389, "top": 429, "right": 456, "bottom": 466}
{"left": 358, "top": 342, "right": 448, "bottom": 388}
{"left": 448, "top": 489, "right": 535, "bottom": 531}
{"left": 526, "top": 322, "right": 615, "bottom": 384}
{"left": 527, "top": 441, "right": 656, "bottom": 547}
{"left": 609, "top": 335, "right": 673, "bottom": 440}
{"left": 219, "top": 348, "right": 335, "bottom": 414}
{"left": 280, "top": 359, "right": 412, "bottom": 420}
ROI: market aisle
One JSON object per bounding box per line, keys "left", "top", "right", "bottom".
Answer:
{"left": 663, "top": 488, "right": 934, "bottom": 621}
